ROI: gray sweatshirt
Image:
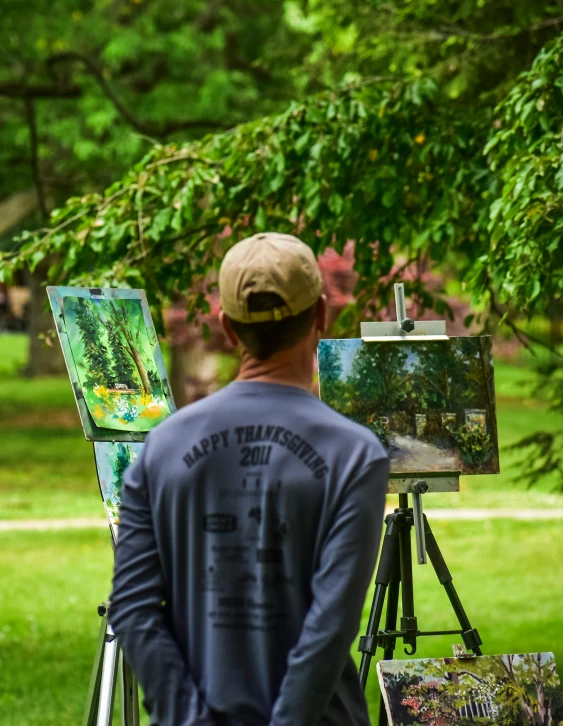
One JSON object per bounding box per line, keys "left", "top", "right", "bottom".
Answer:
{"left": 110, "top": 381, "right": 388, "bottom": 726}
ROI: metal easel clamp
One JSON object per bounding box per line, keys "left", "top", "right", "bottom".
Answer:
{"left": 394, "top": 283, "right": 415, "bottom": 332}
{"left": 412, "top": 481, "right": 428, "bottom": 565}
{"left": 452, "top": 644, "right": 477, "bottom": 659}
{"left": 360, "top": 284, "right": 449, "bottom": 342}
{"left": 358, "top": 635, "right": 378, "bottom": 655}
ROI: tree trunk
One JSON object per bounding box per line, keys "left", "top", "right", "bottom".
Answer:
{"left": 129, "top": 345, "right": 152, "bottom": 396}
{"left": 0, "top": 189, "right": 37, "bottom": 237}
{"left": 168, "top": 339, "right": 219, "bottom": 406}
{"left": 169, "top": 342, "right": 189, "bottom": 408}
{"left": 24, "top": 262, "right": 66, "bottom": 377}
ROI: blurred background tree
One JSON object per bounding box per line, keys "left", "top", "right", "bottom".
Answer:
{"left": 0, "top": 0, "right": 311, "bottom": 372}
{"left": 1, "top": 0, "right": 562, "bottom": 480}
{"left": 3, "top": 0, "right": 563, "bottom": 232}
{"left": 0, "top": 0, "right": 310, "bottom": 211}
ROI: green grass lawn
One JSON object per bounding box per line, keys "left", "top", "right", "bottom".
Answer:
{"left": 1, "top": 522, "right": 562, "bottom": 725}
{"left": 2, "top": 333, "right": 563, "bottom": 724}
{"left": 0, "top": 529, "right": 146, "bottom": 726}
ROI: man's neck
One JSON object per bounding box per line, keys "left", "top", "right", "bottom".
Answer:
{"left": 236, "top": 345, "right": 314, "bottom": 392}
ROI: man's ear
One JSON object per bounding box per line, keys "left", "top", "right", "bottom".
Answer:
{"left": 316, "top": 295, "right": 328, "bottom": 334}
{"left": 219, "top": 311, "right": 239, "bottom": 347}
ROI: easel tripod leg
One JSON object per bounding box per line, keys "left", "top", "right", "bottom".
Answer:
{"left": 358, "top": 516, "right": 400, "bottom": 689}
{"left": 119, "top": 651, "right": 140, "bottom": 726}
{"left": 82, "top": 609, "right": 108, "bottom": 726}
{"left": 377, "top": 558, "right": 401, "bottom": 726}
{"left": 398, "top": 505, "right": 417, "bottom": 656}
{"left": 97, "top": 622, "right": 120, "bottom": 726}
{"left": 424, "top": 516, "right": 483, "bottom": 655}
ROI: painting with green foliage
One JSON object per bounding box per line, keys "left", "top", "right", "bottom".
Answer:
{"left": 94, "top": 441, "right": 143, "bottom": 541}
{"left": 63, "top": 296, "right": 170, "bottom": 432}
{"left": 48, "top": 286, "right": 174, "bottom": 441}
{"left": 318, "top": 337, "right": 499, "bottom": 475}
{"left": 377, "top": 653, "right": 563, "bottom": 725}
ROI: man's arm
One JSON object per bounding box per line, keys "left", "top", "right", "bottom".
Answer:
{"left": 109, "top": 442, "right": 214, "bottom": 726}
{"left": 270, "top": 456, "right": 389, "bottom": 726}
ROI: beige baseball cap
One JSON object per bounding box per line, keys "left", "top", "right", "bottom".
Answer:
{"left": 219, "top": 232, "right": 323, "bottom": 323}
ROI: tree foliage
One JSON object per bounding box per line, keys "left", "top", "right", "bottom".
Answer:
{"left": 0, "top": 76, "right": 491, "bottom": 319}
{"left": 113, "top": 443, "right": 134, "bottom": 495}
{"left": 2, "top": 24, "right": 562, "bottom": 321}
{"left": 1, "top": 1, "right": 562, "bottom": 481}
{"left": 0, "top": 0, "right": 310, "bottom": 232}
{"left": 72, "top": 297, "right": 112, "bottom": 386}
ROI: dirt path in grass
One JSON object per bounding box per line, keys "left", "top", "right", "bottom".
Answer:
{"left": 0, "top": 517, "right": 109, "bottom": 531}
{"left": 0, "top": 409, "right": 80, "bottom": 428}
{"left": 2, "top": 507, "right": 563, "bottom": 532}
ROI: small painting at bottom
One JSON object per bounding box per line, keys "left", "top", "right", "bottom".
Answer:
{"left": 94, "top": 441, "right": 144, "bottom": 540}
{"left": 377, "top": 653, "right": 563, "bottom": 725}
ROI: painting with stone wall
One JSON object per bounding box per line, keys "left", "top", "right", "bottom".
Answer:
{"left": 318, "top": 337, "right": 499, "bottom": 475}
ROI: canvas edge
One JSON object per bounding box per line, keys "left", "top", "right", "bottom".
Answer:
{"left": 92, "top": 442, "right": 117, "bottom": 544}
{"left": 47, "top": 286, "right": 97, "bottom": 439}
{"left": 376, "top": 661, "right": 395, "bottom": 725}
{"left": 376, "top": 652, "right": 560, "bottom": 673}
{"left": 137, "top": 288, "right": 177, "bottom": 414}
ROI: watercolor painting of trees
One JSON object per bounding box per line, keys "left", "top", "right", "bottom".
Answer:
{"left": 63, "top": 296, "right": 171, "bottom": 432}
{"left": 318, "top": 337, "right": 499, "bottom": 475}
{"left": 377, "top": 653, "right": 563, "bottom": 726}
{"left": 94, "top": 441, "right": 144, "bottom": 540}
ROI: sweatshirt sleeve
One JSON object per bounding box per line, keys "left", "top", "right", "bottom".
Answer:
{"left": 109, "top": 442, "right": 214, "bottom": 726}
{"left": 269, "top": 456, "right": 389, "bottom": 726}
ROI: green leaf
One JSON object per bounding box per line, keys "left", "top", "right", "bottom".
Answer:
{"left": 150, "top": 208, "right": 173, "bottom": 239}
{"left": 328, "top": 193, "right": 344, "bottom": 215}
{"left": 255, "top": 206, "right": 267, "bottom": 230}
{"left": 295, "top": 132, "right": 311, "bottom": 153}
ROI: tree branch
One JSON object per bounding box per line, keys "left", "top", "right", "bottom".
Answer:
{"left": 24, "top": 98, "right": 48, "bottom": 220}
{"left": 0, "top": 83, "right": 80, "bottom": 99}
{"left": 394, "top": 16, "right": 563, "bottom": 45}
{"left": 454, "top": 670, "right": 488, "bottom": 684}
{"left": 145, "top": 153, "right": 223, "bottom": 169}
{"left": 490, "top": 291, "right": 563, "bottom": 361}
{"left": 46, "top": 52, "right": 230, "bottom": 137}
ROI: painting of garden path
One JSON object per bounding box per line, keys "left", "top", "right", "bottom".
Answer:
{"left": 317, "top": 337, "right": 499, "bottom": 475}
{"left": 63, "top": 296, "right": 171, "bottom": 431}
{"left": 377, "top": 653, "right": 563, "bottom": 725}
{"left": 94, "top": 441, "right": 144, "bottom": 538}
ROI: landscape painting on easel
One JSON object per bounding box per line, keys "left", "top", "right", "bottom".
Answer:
{"left": 94, "top": 441, "right": 144, "bottom": 539}
{"left": 377, "top": 653, "right": 563, "bottom": 725}
{"left": 318, "top": 337, "right": 499, "bottom": 475}
{"left": 62, "top": 296, "right": 171, "bottom": 432}
{"left": 48, "top": 287, "right": 174, "bottom": 441}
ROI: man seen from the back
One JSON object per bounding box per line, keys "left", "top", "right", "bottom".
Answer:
{"left": 110, "top": 232, "right": 389, "bottom": 726}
